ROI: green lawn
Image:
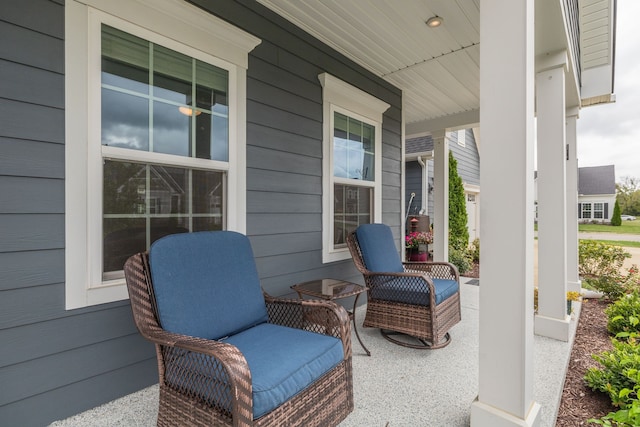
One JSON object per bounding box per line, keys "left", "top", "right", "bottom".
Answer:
{"left": 578, "top": 219, "right": 640, "bottom": 234}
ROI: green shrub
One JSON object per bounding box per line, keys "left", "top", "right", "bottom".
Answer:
{"left": 579, "top": 240, "right": 631, "bottom": 279}
{"left": 585, "top": 338, "right": 640, "bottom": 407}
{"left": 606, "top": 292, "right": 640, "bottom": 338}
{"left": 448, "top": 245, "right": 471, "bottom": 274}
{"left": 469, "top": 238, "right": 480, "bottom": 263}
{"left": 583, "top": 265, "right": 640, "bottom": 300}
{"left": 584, "top": 275, "right": 627, "bottom": 300}
{"left": 448, "top": 152, "right": 469, "bottom": 251}
{"left": 612, "top": 200, "right": 622, "bottom": 227}
{"left": 589, "top": 387, "right": 640, "bottom": 426}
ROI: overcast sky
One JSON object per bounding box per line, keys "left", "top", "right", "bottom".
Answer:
{"left": 576, "top": 0, "right": 640, "bottom": 182}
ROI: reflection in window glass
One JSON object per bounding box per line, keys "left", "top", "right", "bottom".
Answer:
{"left": 153, "top": 44, "right": 192, "bottom": 104}
{"left": 333, "top": 184, "right": 371, "bottom": 247}
{"left": 333, "top": 112, "right": 375, "bottom": 181}
{"left": 101, "top": 89, "right": 149, "bottom": 151}
{"left": 103, "top": 160, "right": 224, "bottom": 277}
{"left": 101, "top": 26, "right": 149, "bottom": 94}
{"left": 152, "top": 100, "right": 190, "bottom": 156}
{"left": 101, "top": 24, "right": 229, "bottom": 161}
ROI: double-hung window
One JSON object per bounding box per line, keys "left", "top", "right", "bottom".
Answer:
{"left": 65, "top": 0, "right": 260, "bottom": 309}
{"left": 319, "top": 73, "right": 389, "bottom": 263}
{"left": 582, "top": 203, "right": 592, "bottom": 219}
{"left": 593, "top": 202, "right": 604, "bottom": 219}
{"left": 100, "top": 25, "right": 229, "bottom": 279}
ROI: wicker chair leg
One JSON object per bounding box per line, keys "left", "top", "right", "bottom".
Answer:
{"left": 379, "top": 330, "right": 452, "bottom": 349}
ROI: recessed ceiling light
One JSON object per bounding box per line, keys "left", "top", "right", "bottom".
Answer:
{"left": 426, "top": 16, "right": 443, "bottom": 28}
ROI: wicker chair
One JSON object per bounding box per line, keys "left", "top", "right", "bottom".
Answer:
{"left": 347, "top": 224, "right": 461, "bottom": 349}
{"left": 124, "top": 231, "right": 353, "bottom": 427}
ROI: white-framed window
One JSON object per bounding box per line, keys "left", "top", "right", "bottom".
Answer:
{"left": 593, "top": 202, "right": 604, "bottom": 219}
{"left": 65, "top": 0, "right": 260, "bottom": 309}
{"left": 582, "top": 203, "right": 592, "bottom": 219}
{"left": 319, "top": 73, "right": 389, "bottom": 263}
{"left": 457, "top": 129, "right": 466, "bottom": 147}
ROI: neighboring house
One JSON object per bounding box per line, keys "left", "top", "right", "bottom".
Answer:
{"left": 405, "top": 129, "right": 481, "bottom": 242}
{"left": 534, "top": 165, "right": 616, "bottom": 223}
{"left": 578, "top": 165, "right": 617, "bottom": 223}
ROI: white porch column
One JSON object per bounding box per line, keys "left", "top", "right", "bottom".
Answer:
{"left": 535, "top": 52, "right": 570, "bottom": 342}
{"left": 471, "top": 0, "right": 541, "bottom": 425}
{"left": 566, "top": 109, "right": 581, "bottom": 293}
{"left": 432, "top": 129, "right": 448, "bottom": 262}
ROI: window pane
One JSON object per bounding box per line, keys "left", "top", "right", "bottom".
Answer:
{"left": 194, "top": 111, "right": 229, "bottom": 161}
{"left": 153, "top": 44, "right": 192, "bottom": 104}
{"left": 150, "top": 217, "right": 189, "bottom": 243}
{"left": 193, "top": 169, "right": 224, "bottom": 216}
{"left": 102, "top": 89, "right": 149, "bottom": 151}
{"left": 149, "top": 165, "right": 188, "bottom": 214}
{"left": 333, "top": 184, "right": 372, "bottom": 247}
{"left": 104, "top": 161, "right": 147, "bottom": 214}
{"left": 195, "top": 60, "right": 228, "bottom": 109}
{"left": 102, "top": 25, "right": 149, "bottom": 95}
{"left": 193, "top": 217, "right": 224, "bottom": 232}
{"left": 333, "top": 112, "right": 375, "bottom": 181}
{"left": 103, "top": 217, "right": 146, "bottom": 274}
{"left": 153, "top": 100, "right": 190, "bottom": 156}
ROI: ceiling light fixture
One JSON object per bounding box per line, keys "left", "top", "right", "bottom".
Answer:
{"left": 178, "top": 106, "right": 202, "bottom": 117}
{"left": 426, "top": 16, "right": 443, "bottom": 28}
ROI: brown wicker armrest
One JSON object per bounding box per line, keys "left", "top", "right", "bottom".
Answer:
{"left": 144, "top": 328, "right": 255, "bottom": 425}
{"left": 263, "top": 295, "right": 351, "bottom": 356}
{"left": 403, "top": 261, "right": 460, "bottom": 281}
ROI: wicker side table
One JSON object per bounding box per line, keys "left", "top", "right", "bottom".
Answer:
{"left": 292, "top": 278, "right": 370, "bottom": 356}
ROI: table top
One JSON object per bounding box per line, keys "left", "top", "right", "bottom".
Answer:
{"left": 291, "top": 278, "right": 366, "bottom": 300}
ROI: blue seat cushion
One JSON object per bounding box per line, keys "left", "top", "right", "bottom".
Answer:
{"left": 370, "top": 277, "right": 459, "bottom": 306}
{"left": 165, "top": 323, "right": 344, "bottom": 419}
{"left": 149, "top": 231, "right": 269, "bottom": 340}
{"left": 355, "top": 224, "right": 404, "bottom": 273}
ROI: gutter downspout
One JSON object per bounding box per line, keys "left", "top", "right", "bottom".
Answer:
{"left": 417, "top": 155, "right": 428, "bottom": 215}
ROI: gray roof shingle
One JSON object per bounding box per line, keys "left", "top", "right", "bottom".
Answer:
{"left": 578, "top": 165, "right": 616, "bottom": 195}
{"left": 406, "top": 135, "right": 434, "bottom": 154}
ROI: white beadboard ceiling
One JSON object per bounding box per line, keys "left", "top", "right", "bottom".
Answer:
{"left": 258, "top": 0, "right": 616, "bottom": 131}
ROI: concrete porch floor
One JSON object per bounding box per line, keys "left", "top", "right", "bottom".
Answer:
{"left": 50, "top": 279, "right": 579, "bottom": 427}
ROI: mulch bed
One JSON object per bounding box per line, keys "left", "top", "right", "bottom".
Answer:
{"left": 555, "top": 298, "right": 615, "bottom": 426}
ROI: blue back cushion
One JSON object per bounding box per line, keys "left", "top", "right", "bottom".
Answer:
{"left": 355, "top": 224, "right": 404, "bottom": 273}
{"left": 149, "top": 231, "right": 269, "bottom": 340}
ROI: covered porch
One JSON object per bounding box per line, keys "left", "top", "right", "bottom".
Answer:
{"left": 50, "top": 280, "right": 580, "bottom": 426}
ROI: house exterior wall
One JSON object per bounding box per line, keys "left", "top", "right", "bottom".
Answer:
{"left": 404, "top": 129, "right": 480, "bottom": 224}
{"left": 405, "top": 161, "right": 423, "bottom": 216}
{"left": 578, "top": 194, "right": 617, "bottom": 223}
{"left": 0, "top": 0, "right": 402, "bottom": 425}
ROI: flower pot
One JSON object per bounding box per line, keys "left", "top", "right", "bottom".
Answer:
{"left": 409, "top": 252, "right": 428, "bottom": 262}
{"left": 407, "top": 246, "right": 428, "bottom": 262}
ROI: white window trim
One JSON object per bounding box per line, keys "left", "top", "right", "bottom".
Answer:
{"left": 457, "top": 129, "right": 466, "bottom": 147}
{"left": 318, "top": 73, "right": 390, "bottom": 263}
{"left": 65, "top": 0, "right": 260, "bottom": 309}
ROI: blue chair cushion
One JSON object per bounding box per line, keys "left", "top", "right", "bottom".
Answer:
{"left": 165, "top": 323, "right": 344, "bottom": 419}
{"left": 355, "top": 224, "right": 404, "bottom": 273}
{"left": 149, "top": 231, "right": 269, "bottom": 340}
{"left": 370, "top": 277, "right": 459, "bottom": 306}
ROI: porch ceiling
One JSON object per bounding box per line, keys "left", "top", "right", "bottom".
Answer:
{"left": 257, "top": 0, "right": 616, "bottom": 132}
